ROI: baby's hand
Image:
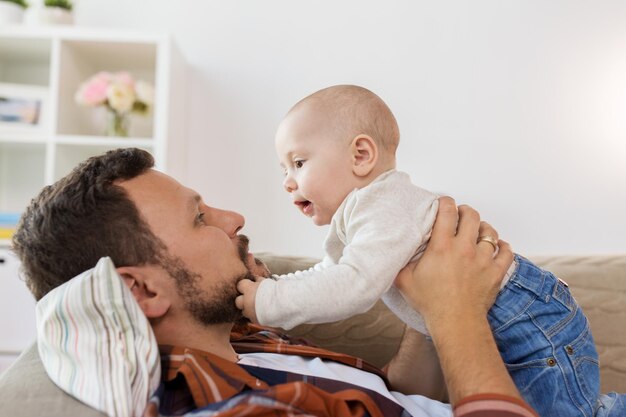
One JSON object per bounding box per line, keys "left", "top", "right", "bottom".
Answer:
{"left": 235, "top": 277, "right": 263, "bottom": 323}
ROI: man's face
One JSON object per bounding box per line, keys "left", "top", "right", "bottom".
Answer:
{"left": 119, "top": 169, "right": 253, "bottom": 325}
{"left": 161, "top": 237, "right": 255, "bottom": 325}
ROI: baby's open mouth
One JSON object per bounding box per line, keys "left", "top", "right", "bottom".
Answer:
{"left": 294, "top": 200, "right": 312, "bottom": 215}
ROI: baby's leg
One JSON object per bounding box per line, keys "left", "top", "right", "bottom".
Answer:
{"left": 488, "top": 255, "right": 600, "bottom": 417}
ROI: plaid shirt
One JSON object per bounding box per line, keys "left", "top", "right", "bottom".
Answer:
{"left": 156, "top": 324, "right": 536, "bottom": 417}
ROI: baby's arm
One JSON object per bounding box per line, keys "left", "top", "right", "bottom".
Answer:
{"left": 255, "top": 181, "right": 438, "bottom": 329}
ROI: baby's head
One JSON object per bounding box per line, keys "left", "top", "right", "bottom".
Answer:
{"left": 275, "top": 85, "right": 399, "bottom": 226}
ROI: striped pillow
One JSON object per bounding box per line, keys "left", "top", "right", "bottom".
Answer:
{"left": 36, "top": 257, "right": 161, "bottom": 417}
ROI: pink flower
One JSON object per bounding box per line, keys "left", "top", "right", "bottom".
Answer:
{"left": 75, "top": 71, "right": 154, "bottom": 116}
{"left": 75, "top": 72, "right": 111, "bottom": 106}
{"left": 114, "top": 72, "right": 135, "bottom": 89}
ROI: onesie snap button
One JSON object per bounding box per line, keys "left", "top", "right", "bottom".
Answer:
{"left": 547, "top": 358, "right": 557, "bottom": 366}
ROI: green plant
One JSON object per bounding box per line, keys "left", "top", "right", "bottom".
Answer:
{"left": 2, "top": 0, "right": 28, "bottom": 8}
{"left": 44, "top": 0, "right": 72, "bottom": 11}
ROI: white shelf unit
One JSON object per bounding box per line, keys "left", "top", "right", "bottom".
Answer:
{"left": 0, "top": 26, "right": 186, "bottom": 215}
{"left": 0, "top": 26, "right": 186, "bottom": 367}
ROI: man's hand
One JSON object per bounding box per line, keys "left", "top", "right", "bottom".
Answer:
{"left": 395, "top": 196, "right": 514, "bottom": 330}
{"left": 394, "top": 196, "right": 521, "bottom": 405}
{"left": 235, "top": 278, "right": 263, "bottom": 323}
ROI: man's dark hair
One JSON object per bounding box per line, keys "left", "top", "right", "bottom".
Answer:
{"left": 12, "top": 148, "right": 166, "bottom": 300}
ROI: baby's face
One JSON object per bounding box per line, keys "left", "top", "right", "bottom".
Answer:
{"left": 275, "top": 107, "right": 360, "bottom": 226}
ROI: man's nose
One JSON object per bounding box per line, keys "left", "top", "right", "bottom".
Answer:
{"left": 211, "top": 208, "right": 245, "bottom": 238}
{"left": 283, "top": 175, "right": 297, "bottom": 193}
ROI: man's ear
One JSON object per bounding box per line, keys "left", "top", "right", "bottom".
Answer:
{"left": 116, "top": 266, "right": 171, "bottom": 319}
{"left": 350, "top": 134, "right": 378, "bottom": 177}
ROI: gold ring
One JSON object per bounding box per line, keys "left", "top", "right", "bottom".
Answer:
{"left": 477, "top": 235, "right": 498, "bottom": 251}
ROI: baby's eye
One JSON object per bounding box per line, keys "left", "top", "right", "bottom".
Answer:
{"left": 294, "top": 160, "right": 305, "bottom": 169}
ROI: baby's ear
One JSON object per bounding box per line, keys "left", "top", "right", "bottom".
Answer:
{"left": 350, "top": 134, "right": 378, "bottom": 177}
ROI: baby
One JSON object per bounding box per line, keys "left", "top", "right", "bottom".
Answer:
{"left": 238, "top": 85, "right": 600, "bottom": 416}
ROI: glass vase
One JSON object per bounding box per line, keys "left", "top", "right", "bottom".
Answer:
{"left": 105, "top": 109, "right": 130, "bottom": 137}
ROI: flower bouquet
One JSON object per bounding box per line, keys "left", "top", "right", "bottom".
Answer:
{"left": 75, "top": 71, "right": 154, "bottom": 137}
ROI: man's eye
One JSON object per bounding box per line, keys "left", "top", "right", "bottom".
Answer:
{"left": 294, "top": 160, "right": 304, "bottom": 169}
{"left": 196, "top": 212, "right": 206, "bottom": 225}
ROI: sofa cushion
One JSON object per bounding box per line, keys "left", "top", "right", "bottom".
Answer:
{"left": 0, "top": 344, "right": 106, "bottom": 417}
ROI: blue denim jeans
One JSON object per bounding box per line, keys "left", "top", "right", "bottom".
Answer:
{"left": 488, "top": 255, "right": 600, "bottom": 416}
{"left": 595, "top": 393, "right": 626, "bottom": 417}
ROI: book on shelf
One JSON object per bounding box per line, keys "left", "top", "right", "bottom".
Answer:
{"left": 0, "top": 212, "right": 20, "bottom": 240}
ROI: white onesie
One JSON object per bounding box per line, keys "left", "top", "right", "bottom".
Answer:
{"left": 255, "top": 169, "right": 439, "bottom": 333}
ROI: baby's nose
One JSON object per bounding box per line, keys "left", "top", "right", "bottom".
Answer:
{"left": 283, "top": 176, "right": 297, "bottom": 193}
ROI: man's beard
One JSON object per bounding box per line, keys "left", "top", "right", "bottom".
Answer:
{"left": 162, "top": 234, "right": 254, "bottom": 326}
{"left": 238, "top": 234, "right": 269, "bottom": 277}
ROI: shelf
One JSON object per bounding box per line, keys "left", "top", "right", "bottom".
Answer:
{"left": 0, "top": 135, "right": 48, "bottom": 144}
{"left": 0, "top": 142, "right": 46, "bottom": 211}
{"left": 0, "top": 26, "right": 185, "bottom": 360}
{"left": 0, "top": 36, "right": 51, "bottom": 86}
{"left": 0, "top": 25, "right": 185, "bottom": 213}
{"left": 54, "top": 135, "right": 154, "bottom": 147}
{"left": 56, "top": 38, "right": 157, "bottom": 137}
{"left": 0, "top": 25, "right": 168, "bottom": 44}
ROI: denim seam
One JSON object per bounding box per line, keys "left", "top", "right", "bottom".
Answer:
{"left": 569, "top": 322, "right": 600, "bottom": 365}
{"left": 566, "top": 324, "right": 600, "bottom": 413}
{"left": 530, "top": 297, "right": 596, "bottom": 416}
{"left": 529, "top": 312, "right": 581, "bottom": 414}
{"left": 557, "top": 349, "right": 591, "bottom": 417}
{"left": 543, "top": 284, "right": 579, "bottom": 339}
{"left": 527, "top": 313, "right": 589, "bottom": 417}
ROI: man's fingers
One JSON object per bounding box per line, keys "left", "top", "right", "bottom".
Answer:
{"left": 494, "top": 240, "right": 514, "bottom": 270}
{"left": 477, "top": 221, "right": 499, "bottom": 242}
{"left": 456, "top": 204, "right": 481, "bottom": 241}
{"left": 476, "top": 221, "right": 499, "bottom": 257}
{"left": 431, "top": 196, "right": 458, "bottom": 245}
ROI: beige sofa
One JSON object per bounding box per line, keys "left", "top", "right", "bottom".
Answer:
{"left": 0, "top": 253, "right": 624, "bottom": 416}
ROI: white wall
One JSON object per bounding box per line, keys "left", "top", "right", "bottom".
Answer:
{"left": 76, "top": 0, "right": 626, "bottom": 258}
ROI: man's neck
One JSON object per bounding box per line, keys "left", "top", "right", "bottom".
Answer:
{"left": 154, "top": 321, "right": 239, "bottom": 362}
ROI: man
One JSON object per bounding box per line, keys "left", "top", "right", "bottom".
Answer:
{"left": 12, "top": 148, "right": 535, "bottom": 417}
